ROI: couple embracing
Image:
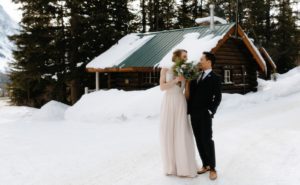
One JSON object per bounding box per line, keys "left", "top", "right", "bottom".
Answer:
{"left": 159, "top": 49, "right": 222, "bottom": 180}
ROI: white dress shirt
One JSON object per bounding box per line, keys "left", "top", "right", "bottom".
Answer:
{"left": 197, "top": 68, "right": 212, "bottom": 82}
{"left": 202, "top": 68, "right": 212, "bottom": 80}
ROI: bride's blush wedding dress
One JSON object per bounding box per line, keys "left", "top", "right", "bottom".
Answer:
{"left": 159, "top": 68, "right": 198, "bottom": 177}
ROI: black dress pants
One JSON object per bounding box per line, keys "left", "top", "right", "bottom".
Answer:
{"left": 190, "top": 110, "right": 216, "bottom": 169}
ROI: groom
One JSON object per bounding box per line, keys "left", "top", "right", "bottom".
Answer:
{"left": 186, "top": 52, "right": 222, "bottom": 180}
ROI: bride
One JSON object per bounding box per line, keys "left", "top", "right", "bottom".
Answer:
{"left": 159, "top": 49, "right": 198, "bottom": 178}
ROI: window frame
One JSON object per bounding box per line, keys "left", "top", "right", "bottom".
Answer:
{"left": 224, "top": 69, "right": 233, "bottom": 84}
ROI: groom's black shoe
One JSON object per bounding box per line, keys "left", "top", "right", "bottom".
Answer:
{"left": 197, "top": 166, "right": 210, "bottom": 174}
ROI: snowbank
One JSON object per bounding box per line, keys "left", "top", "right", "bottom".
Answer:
{"left": 86, "top": 34, "right": 154, "bottom": 69}
{"left": 219, "top": 66, "right": 300, "bottom": 111}
{"left": 31, "top": 100, "right": 70, "bottom": 121}
{"left": 65, "top": 87, "right": 163, "bottom": 122}
{"left": 66, "top": 66, "right": 300, "bottom": 123}
{"left": 0, "top": 102, "right": 36, "bottom": 122}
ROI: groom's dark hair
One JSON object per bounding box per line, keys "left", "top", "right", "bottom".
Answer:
{"left": 203, "top": 52, "right": 216, "bottom": 66}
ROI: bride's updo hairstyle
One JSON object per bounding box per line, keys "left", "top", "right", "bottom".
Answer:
{"left": 172, "top": 49, "right": 187, "bottom": 62}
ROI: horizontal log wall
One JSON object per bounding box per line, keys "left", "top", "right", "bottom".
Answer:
{"left": 97, "top": 69, "right": 160, "bottom": 91}
{"left": 214, "top": 38, "right": 259, "bottom": 94}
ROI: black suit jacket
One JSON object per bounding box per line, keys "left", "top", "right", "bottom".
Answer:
{"left": 187, "top": 71, "right": 222, "bottom": 117}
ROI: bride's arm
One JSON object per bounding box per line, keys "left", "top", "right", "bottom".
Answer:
{"left": 185, "top": 80, "right": 191, "bottom": 100}
{"left": 159, "top": 68, "right": 179, "bottom": 91}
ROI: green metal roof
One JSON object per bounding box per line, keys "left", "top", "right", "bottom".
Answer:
{"left": 117, "top": 23, "right": 236, "bottom": 68}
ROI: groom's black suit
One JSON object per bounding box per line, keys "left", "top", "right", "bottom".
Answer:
{"left": 187, "top": 70, "right": 222, "bottom": 169}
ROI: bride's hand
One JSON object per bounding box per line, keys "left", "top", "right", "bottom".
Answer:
{"left": 176, "top": 76, "right": 185, "bottom": 82}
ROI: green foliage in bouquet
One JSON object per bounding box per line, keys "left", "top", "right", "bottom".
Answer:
{"left": 172, "top": 59, "right": 200, "bottom": 80}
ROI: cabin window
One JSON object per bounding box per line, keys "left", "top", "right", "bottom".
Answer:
{"left": 143, "top": 71, "right": 159, "bottom": 85}
{"left": 224, "top": 70, "right": 232, "bottom": 84}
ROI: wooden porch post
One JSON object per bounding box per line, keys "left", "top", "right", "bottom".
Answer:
{"left": 108, "top": 73, "right": 111, "bottom": 89}
{"left": 96, "top": 72, "right": 100, "bottom": 91}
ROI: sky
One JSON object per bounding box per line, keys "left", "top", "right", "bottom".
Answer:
{"left": 0, "top": 0, "right": 22, "bottom": 22}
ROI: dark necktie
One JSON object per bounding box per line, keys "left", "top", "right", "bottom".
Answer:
{"left": 197, "top": 71, "right": 205, "bottom": 84}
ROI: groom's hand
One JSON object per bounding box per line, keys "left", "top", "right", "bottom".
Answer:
{"left": 208, "top": 109, "right": 214, "bottom": 118}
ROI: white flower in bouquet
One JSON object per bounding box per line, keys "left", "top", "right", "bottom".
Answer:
{"left": 172, "top": 59, "right": 200, "bottom": 80}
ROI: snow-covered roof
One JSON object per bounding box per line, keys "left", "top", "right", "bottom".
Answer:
{"left": 158, "top": 33, "right": 225, "bottom": 68}
{"left": 86, "top": 23, "right": 236, "bottom": 71}
{"left": 260, "top": 47, "right": 277, "bottom": 70}
{"left": 86, "top": 34, "right": 154, "bottom": 69}
{"left": 242, "top": 31, "right": 267, "bottom": 73}
{"left": 86, "top": 23, "right": 269, "bottom": 74}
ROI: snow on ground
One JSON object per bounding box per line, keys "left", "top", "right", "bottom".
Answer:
{"left": 0, "top": 67, "right": 300, "bottom": 185}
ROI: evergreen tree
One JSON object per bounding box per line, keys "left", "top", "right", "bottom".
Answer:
{"left": 203, "top": 0, "right": 299, "bottom": 73}
{"left": 192, "top": 0, "right": 203, "bottom": 19}
{"left": 205, "top": 0, "right": 235, "bottom": 22}
{"left": 273, "top": 0, "right": 299, "bottom": 73}
{"left": 141, "top": 0, "right": 147, "bottom": 32}
{"left": 176, "top": 0, "right": 195, "bottom": 28}
{"left": 9, "top": 0, "right": 66, "bottom": 107}
{"left": 148, "top": 0, "right": 177, "bottom": 31}
{"left": 64, "top": 0, "right": 135, "bottom": 104}
{"left": 9, "top": 0, "right": 136, "bottom": 106}
{"left": 241, "top": 0, "right": 269, "bottom": 44}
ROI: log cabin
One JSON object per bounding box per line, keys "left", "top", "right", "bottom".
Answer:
{"left": 86, "top": 21, "right": 276, "bottom": 94}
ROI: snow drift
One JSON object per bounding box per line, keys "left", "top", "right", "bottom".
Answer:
{"left": 31, "top": 100, "right": 70, "bottom": 121}
{"left": 65, "top": 87, "right": 163, "bottom": 122}
{"left": 65, "top": 67, "right": 300, "bottom": 123}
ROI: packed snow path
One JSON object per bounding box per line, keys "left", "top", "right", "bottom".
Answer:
{"left": 0, "top": 67, "right": 300, "bottom": 185}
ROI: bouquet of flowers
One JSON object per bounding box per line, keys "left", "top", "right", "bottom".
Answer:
{"left": 172, "top": 59, "right": 200, "bottom": 80}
